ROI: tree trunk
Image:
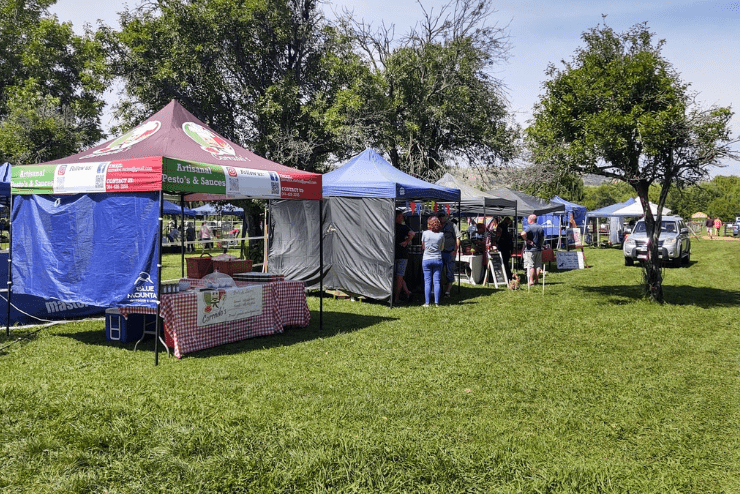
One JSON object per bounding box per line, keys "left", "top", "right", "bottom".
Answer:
{"left": 642, "top": 250, "right": 664, "bottom": 303}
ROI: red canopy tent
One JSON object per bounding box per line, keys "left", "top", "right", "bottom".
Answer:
{"left": 9, "top": 100, "right": 322, "bottom": 361}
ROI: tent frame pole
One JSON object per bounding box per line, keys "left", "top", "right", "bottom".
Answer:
{"left": 154, "top": 191, "right": 164, "bottom": 365}
{"left": 180, "top": 194, "right": 186, "bottom": 277}
{"left": 5, "top": 192, "right": 13, "bottom": 336}
{"left": 319, "top": 199, "right": 323, "bottom": 329}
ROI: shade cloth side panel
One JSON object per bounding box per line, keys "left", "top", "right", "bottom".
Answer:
{"left": 11, "top": 192, "right": 160, "bottom": 308}
{"left": 268, "top": 200, "right": 326, "bottom": 286}
{"left": 323, "top": 197, "right": 393, "bottom": 301}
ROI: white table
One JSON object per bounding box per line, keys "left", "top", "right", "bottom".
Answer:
{"left": 457, "top": 254, "right": 485, "bottom": 285}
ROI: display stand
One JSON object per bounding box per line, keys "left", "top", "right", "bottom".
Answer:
{"left": 483, "top": 251, "right": 508, "bottom": 288}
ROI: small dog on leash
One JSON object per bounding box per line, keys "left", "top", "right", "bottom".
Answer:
{"left": 508, "top": 274, "right": 520, "bottom": 290}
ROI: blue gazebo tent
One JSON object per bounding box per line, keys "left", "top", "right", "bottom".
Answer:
{"left": 537, "top": 195, "right": 588, "bottom": 237}
{"left": 269, "top": 149, "right": 460, "bottom": 301}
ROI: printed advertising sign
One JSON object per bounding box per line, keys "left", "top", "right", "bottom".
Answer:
{"left": 11, "top": 157, "right": 163, "bottom": 194}
{"left": 196, "top": 285, "right": 264, "bottom": 327}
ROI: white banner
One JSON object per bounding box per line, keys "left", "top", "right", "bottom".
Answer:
{"left": 222, "top": 166, "right": 281, "bottom": 198}
{"left": 54, "top": 163, "right": 108, "bottom": 194}
{"left": 196, "top": 285, "right": 264, "bottom": 327}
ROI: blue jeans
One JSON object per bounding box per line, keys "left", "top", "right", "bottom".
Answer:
{"left": 422, "top": 258, "right": 443, "bottom": 305}
{"left": 441, "top": 251, "right": 455, "bottom": 287}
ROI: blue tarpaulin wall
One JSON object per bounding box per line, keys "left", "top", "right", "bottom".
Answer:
{"left": 11, "top": 192, "right": 161, "bottom": 309}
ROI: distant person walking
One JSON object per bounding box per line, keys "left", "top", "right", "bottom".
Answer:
{"left": 713, "top": 217, "right": 722, "bottom": 237}
{"left": 705, "top": 216, "right": 713, "bottom": 239}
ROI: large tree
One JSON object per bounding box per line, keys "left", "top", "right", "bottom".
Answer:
{"left": 527, "top": 21, "right": 737, "bottom": 302}
{"left": 105, "top": 0, "right": 363, "bottom": 172}
{"left": 0, "top": 0, "right": 109, "bottom": 164}
{"left": 338, "top": 0, "right": 519, "bottom": 180}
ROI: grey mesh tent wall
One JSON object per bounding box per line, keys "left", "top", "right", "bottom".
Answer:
{"left": 269, "top": 149, "right": 460, "bottom": 302}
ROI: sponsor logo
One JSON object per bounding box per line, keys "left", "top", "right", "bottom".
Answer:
{"left": 57, "top": 165, "right": 67, "bottom": 176}
{"left": 227, "top": 167, "right": 238, "bottom": 177}
{"left": 126, "top": 272, "right": 157, "bottom": 302}
{"left": 86, "top": 121, "right": 161, "bottom": 158}
{"left": 182, "top": 122, "right": 235, "bottom": 157}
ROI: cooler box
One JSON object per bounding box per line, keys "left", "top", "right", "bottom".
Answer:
{"left": 105, "top": 308, "right": 154, "bottom": 343}
{"left": 186, "top": 253, "right": 213, "bottom": 279}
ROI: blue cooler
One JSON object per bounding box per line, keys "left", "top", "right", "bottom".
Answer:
{"left": 105, "top": 308, "right": 154, "bottom": 343}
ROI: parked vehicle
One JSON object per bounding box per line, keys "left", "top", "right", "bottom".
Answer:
{"left": 623, "top": 216, "right": 691, "bottom": 267}
{"left": 733, "top": 216, "right": 740, "bottom": 236}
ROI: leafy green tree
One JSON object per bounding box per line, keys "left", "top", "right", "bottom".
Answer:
{"left": 106, "top": 0, "right": 362, "bottom": 172}
{"left": 0, "top": 0, "right": 108, "bottom": 164}
{"left": 527, "top": 21, "right": 737, "bottom": 302}
{"left": 339, "top": 0, "right": 519, "bottom": 180}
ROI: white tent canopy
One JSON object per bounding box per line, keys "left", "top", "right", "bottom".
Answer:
{"left": 610, "top": 198, "right": 670, "bottom": 217}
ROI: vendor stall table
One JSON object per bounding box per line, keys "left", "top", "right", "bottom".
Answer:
{"left": 457, "top": 254, "right": 486, "bottom": 285}
{"left": 121, "top": 279, "right": 309, "bottom": 358}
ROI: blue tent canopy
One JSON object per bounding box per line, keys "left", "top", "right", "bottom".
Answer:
{"left": 0, "top": 162, "right": 10, "bottom": 198}
{"left": 323, "top": 149, "right": 460, "bottom": 201}
{"left": 163, "top": 199, "right": 197, "bottom": 217}
{"left": 192, "top": 203, "right": 244, "bottom": 216}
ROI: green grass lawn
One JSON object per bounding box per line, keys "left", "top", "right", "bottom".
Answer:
{"left": 1, "top": 239, "right": 739, "bottom": 492}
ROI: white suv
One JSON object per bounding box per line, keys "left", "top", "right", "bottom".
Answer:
{"left": 623, "top": 216, "right": 691, "bottom": 267}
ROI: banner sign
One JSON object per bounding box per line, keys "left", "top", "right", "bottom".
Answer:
{"left": 12, "top": 157, "right": 163, "bottom": 195}
{"left": 556, "top": 251, "right": 586, "bottom": 270}
{"left": 161, "top": 158, "right": 282, "bottom": 198}
{"left": 196, "top": 284, "right": 264, "bottom": 327}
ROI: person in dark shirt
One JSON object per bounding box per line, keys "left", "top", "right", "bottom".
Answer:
{"left": 394, "top": 209, "right": 415, "bottom": 304}
{"left": 521, "top": 214, "right": 544, "bottom": 285}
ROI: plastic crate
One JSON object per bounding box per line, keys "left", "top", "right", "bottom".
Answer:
{"left": 186, "top": 253, "right": 213, "bottom": 279}
{"left": 212, "top": 259, "right": 252, "bottom": 277}
{"left": 105, "top": 308, "right": 155, "bottom": 343}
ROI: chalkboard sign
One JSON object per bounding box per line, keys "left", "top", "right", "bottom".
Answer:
{"left": 488, "top": 251, "right": 508, "bottom": 288}
{"left": 556, "top": 251, "right": 585, "bottom": 270}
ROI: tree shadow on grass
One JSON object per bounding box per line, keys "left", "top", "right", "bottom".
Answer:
{"left": 579, "top": 284, "right": 740, "bottom": 308}
{"left": 56, "top": 309, "right": 395, "bottom": 359}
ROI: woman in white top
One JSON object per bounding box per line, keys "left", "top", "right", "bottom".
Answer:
{"left": 421, "top": 215, "right": 445, "bottom": 307}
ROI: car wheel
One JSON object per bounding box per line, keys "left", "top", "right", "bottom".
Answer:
{"left": 672, "top": 250, "right": 682, "bottom": 268}
{"left": 624, "top": 257, "right": 634, "bottom": 266}
{"left": 682, "top": 252, "right": 690, "bottom": 266}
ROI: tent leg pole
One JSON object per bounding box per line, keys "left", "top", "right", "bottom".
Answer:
{"left": 6, "top": 193, "right": 13, "bottom": 336}
{"left": 319, "top": 199, "right": 323, "bottom": 329}
{"left": 457, "top": 201, "right": 461, "bottom": 294}
{"left": 155, "top": 192, "right": 164, "bottom": 366}
{"left": 180, "top": 194, "right": 186, "bottom": 278}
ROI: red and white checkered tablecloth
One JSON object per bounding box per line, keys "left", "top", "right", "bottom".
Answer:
{"left": 120, "top": 279, "right": 309, "bottom": 358}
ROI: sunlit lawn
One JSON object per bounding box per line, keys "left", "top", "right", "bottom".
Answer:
{"left": 1, "top": 239, "right": 739, "bottom": 492}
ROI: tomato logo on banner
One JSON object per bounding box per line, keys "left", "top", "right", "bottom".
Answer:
{"left": 57, "top": 165, "right": 67, "bottom": 176}
{"left": 182, "top": 122, "right": 236, "bottom": 158}
{"left": 227, "top": 167, "right": 238, "bottom": 177}
{"left": 87, "top": 121, "right": 161, "bottom": 158}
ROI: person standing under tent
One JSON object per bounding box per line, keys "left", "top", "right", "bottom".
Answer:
{"left": 437, "top": 210, "right": 460, "bottom": 297}
{"left": 393, "top": 208, "right": 415, "bottom": 304}
{"left": 422, "top": 216, "right": 445, "bottom": 307}
{"left": 496, "top": 216, "right": 514, "bottom": 281}
{"left": 521, "top": 214, "right": 544, "bottom": 285}
{"left": 713, "top": 216, "right": 722, "bottom": 237}
{"left": 185, "top": 222, "right": 196, "bottom": 252}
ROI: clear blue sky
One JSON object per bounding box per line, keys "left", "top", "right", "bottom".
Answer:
{"left": 50, "top": 0, "right": 740, "bottom": 176}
